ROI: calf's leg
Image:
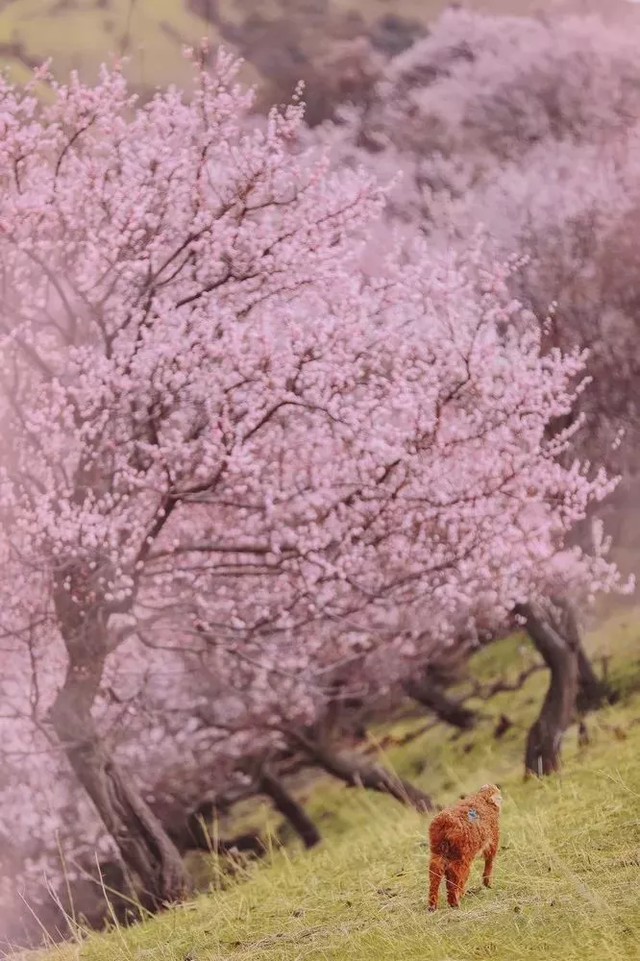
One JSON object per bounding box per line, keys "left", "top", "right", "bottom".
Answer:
{"left": 445, "top": 859, "right": 470, "bottom": 908}
{"left": 483, "top": 843, "right": 498, "bottom": 888}
{"left": 428, "top": 854, "right": 445, "bottom": 911}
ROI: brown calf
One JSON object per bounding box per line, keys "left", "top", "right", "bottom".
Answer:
{"left": 428, "top": 783, "right": 502, "bottom": 910}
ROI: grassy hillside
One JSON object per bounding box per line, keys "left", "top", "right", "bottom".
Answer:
{"left": 20, "top": 610, "right": 640, "bottom": 961}
{"left": 0, "top": 0, "right": 637, "bottom": 103}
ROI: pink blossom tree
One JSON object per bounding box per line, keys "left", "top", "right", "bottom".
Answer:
{"left": 0, "top": 42, "right": 629, "bottom": 924}
{"left": 0, "top": 46, "right": 387, "bottom": 907}
{"left": 437, "top": 130, "right": 640, "bottom": 528}
{"left": 97, "top": 238, "right": 630, "bottom": 798}
{"left": 316, "top": 8, "right": 640, "bottom": 500}
{"left": 310, "top": 6, "right": 640, "bottom": 726}
{"left": 315, "top": 9, "right": 640, "bottom": 222}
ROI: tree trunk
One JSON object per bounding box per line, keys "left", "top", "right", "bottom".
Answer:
{"left": 49, "top": 588, "right": 189, "bottom": 910}
{"left": 403, "top": 672, "right": 477, "bottom": 730}
{"left": 257, "top": 764, "right": 321, "bottom": 849}
{"left": 515, "top": 600, "right": 579, "bottom": 777}
{"left": 547, "top": 591, "right": 611, "bottom": 713}
{"left": 576, "top": 643, "right": 611, "bottom": 712}
{"left": 50, "top": 682, "right": 188, "bottom": 909}
{"left": 163, "top": 798, "right": 267, "bottom": 858}
{"left": 545, "top": 595, "right": 610, "bottom": 712}
{"left": 289, "top": 732, "right": 433, "bottom": 812}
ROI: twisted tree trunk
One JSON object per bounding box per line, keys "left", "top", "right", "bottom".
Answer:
{"left": 166, "top": 800, "right": 267, "bottom": 857}
{"left": 537, "top": 595, "right": 610, "bottom": 712}
{"left": 403, "top": 672, "right": 478, "bottom": 730}
{"left": 288, "top": 730, "right": 433, "bottom": 812}
{"left": 50, "top": 679, "right": 188, "bottom": 909}
{"left": 50, "top": 585, "right": 188, "bottom": 910}
{"left": 576, "top": 643, "right": 611, "bottom": 712}
{"left": 258, "top": 764, "right": 321, "bottom": 849}
{"left": 516, "top": 599, "right": 579, "bottom": 776}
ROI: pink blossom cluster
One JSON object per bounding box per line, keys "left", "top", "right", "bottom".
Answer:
{"left": 313, "top": 6, "right": 640, "bottom": 540}
{"left": 315, "top": 9, "right": 640, "bottom": 221}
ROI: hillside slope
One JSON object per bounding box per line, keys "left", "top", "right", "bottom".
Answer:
{"left": 21, "top": 613, "right": 640, "bottom": 961}
{"left": 0, "top": 0, "right": 637, "bottom": 109}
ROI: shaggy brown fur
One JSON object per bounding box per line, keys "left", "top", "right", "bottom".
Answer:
{"left": 428, "top": 783, "right": 502, "bottom": 910}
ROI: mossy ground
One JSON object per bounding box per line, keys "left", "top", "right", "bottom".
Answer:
{"left": 18, "top": 609, "right": 640, "bottom": 961}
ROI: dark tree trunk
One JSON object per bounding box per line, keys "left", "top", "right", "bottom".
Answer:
{"left": 50, "top": 682, "right": 188, "bottom": 909}
{"left": 257, "top": 764, "right": 321, "bottom": 849}
{"left": 576, "top": 643, "right": 611, "bottom": 712}
{"left": 543, "top": 594, "right": 610, "bottom": 712}
{"left": 289, "top": 732, "right": 433, "bottom": 812}
{"left": 49, "top": 587, "right": 189, "bottom": 910}
{"left": 515, "top": 600, "right": 579, "bottom": 777}
{"left": 548, "top": 591, "right": 611, "bottom": 713}
{"left": 493, "top": 714, "right": 512, "bottom": 740}
{"left": 578, "top": 720, "right": 590, "bottom": 748}
{"left": 403, "top": 672, "right": 478, "bottom": 730}
{"left": 164, "top": 798, "right": 267, "bottom": 858}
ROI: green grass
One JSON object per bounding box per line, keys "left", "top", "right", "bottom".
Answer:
{"left": 18, "top": 611, "right": 640, "bottom": 961}
{"left": 0, "top": 0, "right": 220, "bottom": 90}
{"left": 0, "top": 0, "right": 442, "bottom": 93}
{"left": 1, "top": 0, "right": 631, "bottom": 101}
